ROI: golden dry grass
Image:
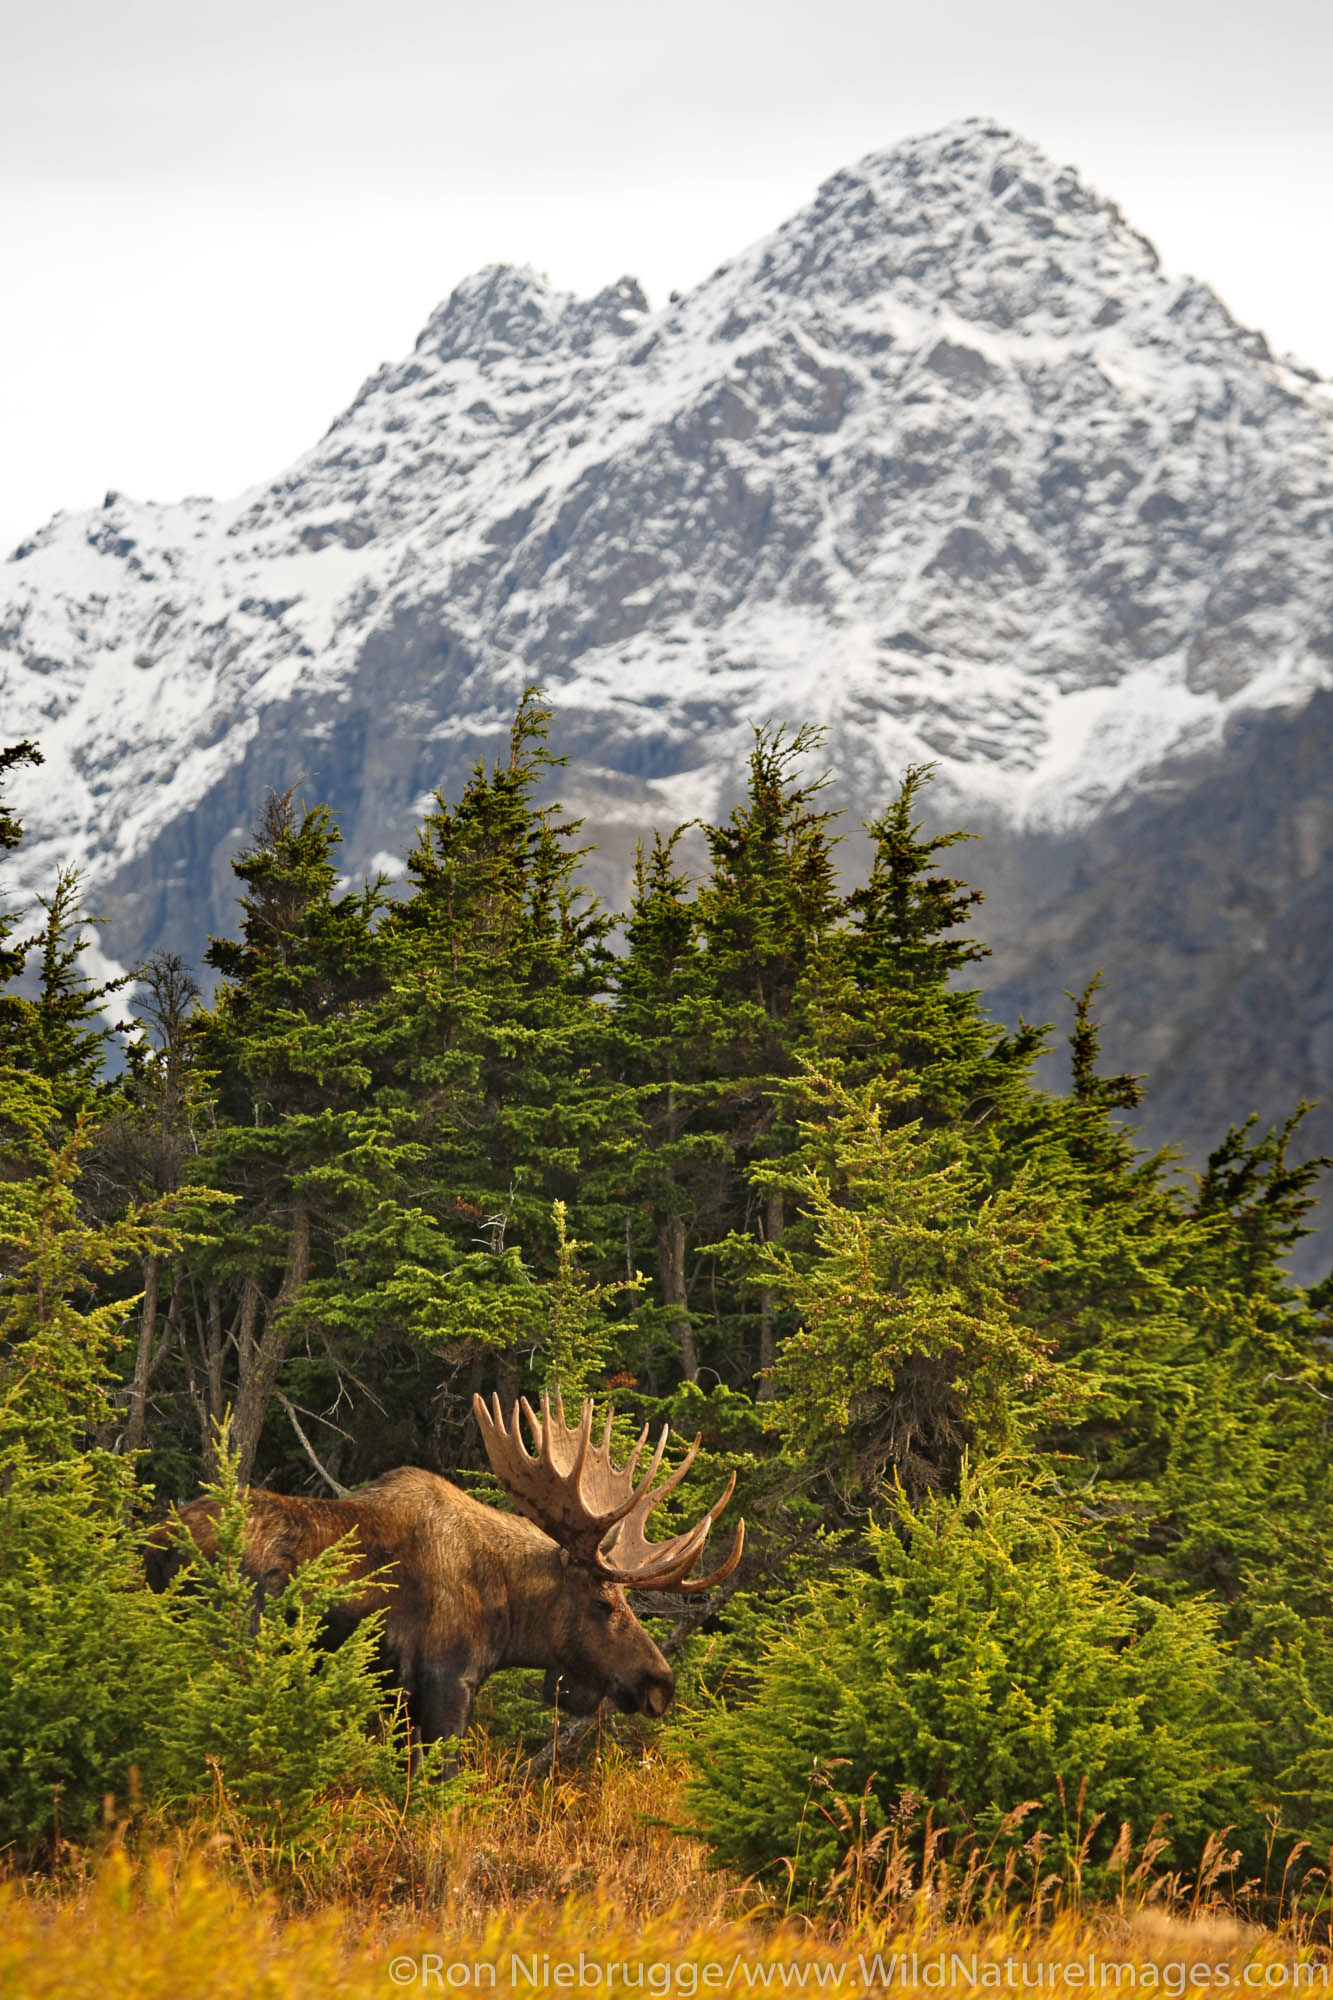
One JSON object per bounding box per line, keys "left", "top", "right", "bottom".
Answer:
{"left": 283, "top": 1738, "right": 738, "bottom": 1924}
{"left": 4, "top": 1751, "right": 1330, "bottom": 2000}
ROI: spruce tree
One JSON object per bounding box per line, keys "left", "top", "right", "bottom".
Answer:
{"left": 753, "top": 1067, "right": 1064, "bottom": 1494}
{"left": 0, "top": 741, "right": 40, "bottom": 996}
{"left": 0, "top": 744, "right": 124, "bottom": 1116}
{"left": 21, "top": 869, "right": 127, "bottom": 1117}
{"left": 102, "top": 951, "right": 204, "bottom": 1458}
{"left": 189, "top": 790, "right": 429, "bottom": 1481}
{"left": 831, "top": 763, "right": 1042, "bottom": 1131}
{"left": 385, "top": 690, "right": 638, "bottom": 1440}
{"left": 611, "top": 830, "right": 732, "bottom": 1383}
{"left": 692, "top": 725, "right": 843, "bottom": 1390}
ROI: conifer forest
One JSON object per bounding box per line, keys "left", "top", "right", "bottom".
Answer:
{"left": 4, "top": 691, "right": 1333, "bottom": 1927}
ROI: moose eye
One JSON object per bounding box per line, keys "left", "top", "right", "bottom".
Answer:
{"left": 593, "top": 1598, "right": 615, "bottom": 1620}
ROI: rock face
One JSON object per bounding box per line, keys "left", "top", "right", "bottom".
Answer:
{"left": 977, "top": 691, "right": 1333, "bottom": 1270}
{"left": 3, "top": 118, "right": 1332, "bottom": 1264}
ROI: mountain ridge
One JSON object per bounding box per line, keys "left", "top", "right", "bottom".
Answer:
{"left": 4, "top": 118, "right": 1332, "bottom": 1270}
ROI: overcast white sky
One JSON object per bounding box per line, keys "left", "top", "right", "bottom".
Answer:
{"left": 4, "top": 0, "right": 1331, "bottom": 556}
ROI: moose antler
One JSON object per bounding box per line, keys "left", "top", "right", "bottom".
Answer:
{"left": 472, "top": 1387, "right": 744, "bottom": 1594}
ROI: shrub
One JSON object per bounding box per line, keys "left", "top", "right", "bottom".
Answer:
{"left": 1237, "top": 1615, "right": 1333, "bottom": 1865}
{"left": 686, "top": 1463, "right": 1244, "bottom": 1900}
{"left": 0, "top": 1092, "right": 186, "bottom": 1849}
{"left": 0, "top": 1436, "right": 182, "bottom": 1848}
{"left": 0, "top": 1095, "right": 414, "bottom": 1857}
{"left": 0, "top": 1418, "right": 420, "bottom": 1856}
{"left": 147, "top": 1434, "right": 413, "bottom": 1845}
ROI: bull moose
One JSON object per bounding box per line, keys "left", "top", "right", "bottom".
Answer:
{"left": 147, "top": 1390, "right": 744, "bottom": 1746}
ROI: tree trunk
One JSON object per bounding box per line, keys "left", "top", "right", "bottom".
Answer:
{"left": 232, "top": 1204, "right": 310, "bottom": 1482}
{"left": 123, "top": 1255, "right": 160, "bottom": 1454}
{"left": 657, "top": 1212, "right": 699, "bottom": 1382}
{"left": 757, "top": 1189, "right": 785, "bottom": 1400}
{"left": 204, "top": 1285, "right": 227, "bottom": 1469}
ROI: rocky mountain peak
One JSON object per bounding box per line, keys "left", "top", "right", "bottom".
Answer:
{"left": 703, "top": 119, "right": 1164, "bottom": 343}
{"left": 415, "top": 263, "right": 565, "bottom": 364}
{"left": 2, "top": 119, "right": 1331, "bottom": 940}
{"left": 412, "top": 262, "right": 650, "bottom": 370}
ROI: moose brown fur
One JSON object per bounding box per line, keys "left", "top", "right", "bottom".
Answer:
{"left": 146, "top": 1394, "right": 743, "bottom": 1748}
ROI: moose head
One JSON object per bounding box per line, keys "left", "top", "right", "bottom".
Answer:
{"left": 473, "top": 1388, "right": 744, "bottom": 1719}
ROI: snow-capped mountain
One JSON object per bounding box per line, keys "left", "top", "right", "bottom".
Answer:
{"left": 4, "top": 117, "right": 1333, "bottom": 1260}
